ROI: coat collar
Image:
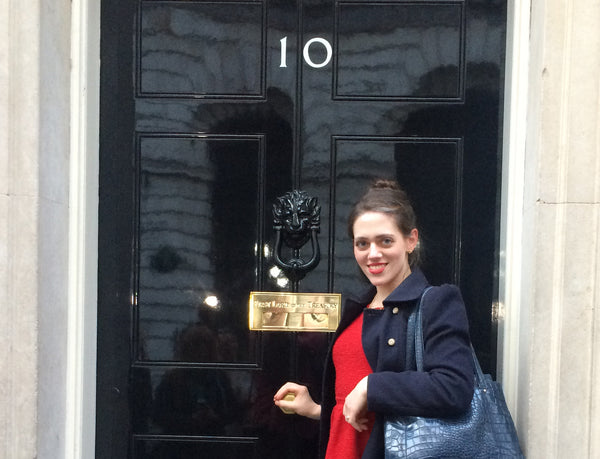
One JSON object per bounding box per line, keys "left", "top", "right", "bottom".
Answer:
{"left": 346, "top": 268, "right": 430, "bottom": 306}
{"left": 383, "top": 268, "right": 429, "bottom": 304}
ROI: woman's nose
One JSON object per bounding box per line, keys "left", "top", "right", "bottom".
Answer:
{"left": 368, "top": 243, "right": 381, "bottom": 258}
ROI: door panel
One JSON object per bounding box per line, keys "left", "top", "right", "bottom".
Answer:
{"left": 139, "top": 3, "right": 265, "bottom": 98}
{"left": 335, "top": 2, "right": 464, "bottom": 100}
{"left": 98, "top": 0, "right": 506, "bottom": 457}
{"left": 137, "top": 134, "right": 264, "bottom": 364}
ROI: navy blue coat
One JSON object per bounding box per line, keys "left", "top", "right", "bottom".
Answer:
{"left": 318, "top": 269, "right": 474, "bottom": 459}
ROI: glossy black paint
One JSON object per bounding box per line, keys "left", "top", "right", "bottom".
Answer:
{"left": 97, "top": 1, "right": 506, "bottom": 457}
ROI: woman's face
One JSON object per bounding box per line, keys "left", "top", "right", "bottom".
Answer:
{"left": 352, "top": 211, "right": 418, "bottom": 296}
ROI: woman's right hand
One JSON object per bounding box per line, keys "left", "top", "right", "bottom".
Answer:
{"left": 273, "top": 382, "right": 321, "bottom": 420}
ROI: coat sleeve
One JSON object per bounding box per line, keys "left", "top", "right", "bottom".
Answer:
{"left": 366, "top": 285, "right": 474, "bottom": 417}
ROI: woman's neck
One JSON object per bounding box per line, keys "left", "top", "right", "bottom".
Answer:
{"left": 371, "top": 268, "right": 412, "bottom": 307}
{"left": 369, "top": 291, "right": 390, "bottom": 309}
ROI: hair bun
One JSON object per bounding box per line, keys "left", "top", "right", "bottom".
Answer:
{"left": 370, "top": 179, "right": 401, "bottom": 191}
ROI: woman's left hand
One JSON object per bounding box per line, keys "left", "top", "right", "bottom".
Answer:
{"left": 343, "top": 376, "right": 370, "bottom": 432}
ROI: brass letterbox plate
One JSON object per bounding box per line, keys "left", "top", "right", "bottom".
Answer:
{"left": 249, "top": 292, "right": 341, "bottom": 332}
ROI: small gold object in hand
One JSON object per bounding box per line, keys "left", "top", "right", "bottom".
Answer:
{"left": 280, "top": 393, "right": 296, "bottom": 414}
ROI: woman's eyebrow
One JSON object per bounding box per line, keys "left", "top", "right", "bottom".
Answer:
{"left": 354, "top": 233, "right": 395, "bottom": 239}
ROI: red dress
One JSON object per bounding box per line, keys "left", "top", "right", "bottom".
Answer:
{"left": 325, "top": 311, "right": 376, "bottom": 458}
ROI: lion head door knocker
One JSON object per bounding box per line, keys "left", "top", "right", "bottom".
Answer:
{"left": 272, "top": 190, "right": 321, "bottom": 283}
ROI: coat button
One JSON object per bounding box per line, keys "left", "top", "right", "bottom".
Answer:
{"left": 387, "top": 338, "right": 396, "bottom": 346}
{"left": 392, "top": 307, "right": 399, "bottom": 314}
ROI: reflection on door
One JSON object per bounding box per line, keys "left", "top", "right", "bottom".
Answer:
{"left": 97, "top": 1, "right": 506, "bottom": 457}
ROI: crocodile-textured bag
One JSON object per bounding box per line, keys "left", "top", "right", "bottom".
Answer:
{"left": 384, "top": 288, "right": 524, "bottom": 458}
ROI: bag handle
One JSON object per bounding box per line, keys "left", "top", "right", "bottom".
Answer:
{"left": 408, "top": 286, "right": 487, "bottom": 388}
{"left": 404, "top": 287, "right": 432, "bottom": 372}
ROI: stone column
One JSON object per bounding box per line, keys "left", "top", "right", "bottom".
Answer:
{"left": 1, "top": 2, "right": 41, "bottom": 458}
{"left": 521, "top": 0, "right": 600, "bottom": 457}
{"left": 1, "top": 1, "right": 71, "bottom": 458}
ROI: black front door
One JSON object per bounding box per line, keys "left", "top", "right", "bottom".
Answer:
{"left": 97, "top": 1, "right": 506, "bottom": 457}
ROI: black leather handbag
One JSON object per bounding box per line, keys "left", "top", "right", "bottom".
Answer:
{"left": 384, "top": 288, "right": 524, "bottom": 458}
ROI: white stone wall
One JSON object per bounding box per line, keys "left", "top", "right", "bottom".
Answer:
{"left": 38, "top": 2, "right": 72, "bottom": 457}
{"left": 516, "top": 0, "right": 600, "bottom": 456}
{"left": 1, "top": 1, "right": 72, "bottom": 458}
{"left": 2, "top": 2, "right": 41, "bottom": 458}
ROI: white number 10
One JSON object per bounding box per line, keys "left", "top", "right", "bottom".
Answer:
{"left": 279, "top": 36, "right": 333, "bottom": 69}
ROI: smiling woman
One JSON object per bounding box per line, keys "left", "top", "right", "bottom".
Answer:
{"left": 352, "top": 211, "right": 418, "bottom": 308}
{"left": 347, "top": 180, "right": 421, "bottom": 268}
{"left": 274, "top": 179, "right": 474, "bottom": 459}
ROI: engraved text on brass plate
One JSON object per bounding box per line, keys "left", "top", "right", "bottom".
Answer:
{"left": 249, "top": 292, "right": 341, "bottom": 332}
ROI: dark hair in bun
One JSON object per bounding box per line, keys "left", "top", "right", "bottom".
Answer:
{"left": 347, "top": 179, "right": 420, "bottom": 267}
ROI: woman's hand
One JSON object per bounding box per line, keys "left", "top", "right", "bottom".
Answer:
{"left": 343, "top": 376, "right": 370, "bottom": 432}
{"left": 274, "top": 382, "right": 321, "bottom": 420}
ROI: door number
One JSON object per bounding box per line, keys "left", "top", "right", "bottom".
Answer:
{"left": 280, "top": 36, "right": 333, "bottom": 69}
